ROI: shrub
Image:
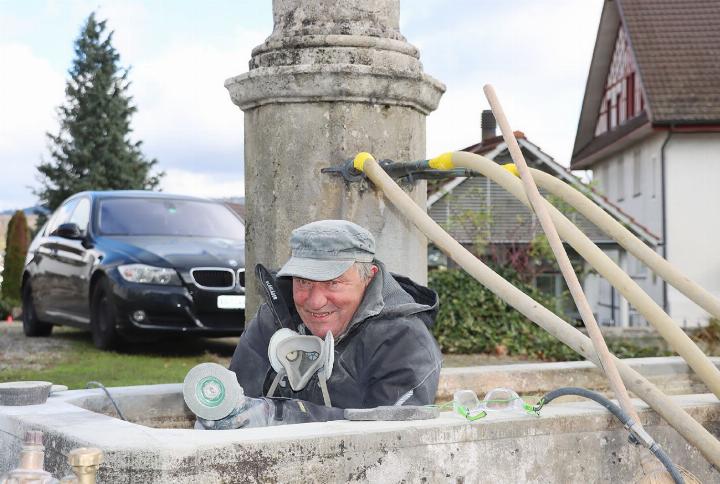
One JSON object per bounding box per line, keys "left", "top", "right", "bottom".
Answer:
{"left": 428, "top": 267, "right": 579, "bottom": 361}
{"left": 427, "top": 267, "right": 670, "bottom": 361}
{"left": 694, "top": 317, "right": 720, "bottom": 344}
{"left": 606, "top": 339, "right": 671, "bottom": 359}
{"left": 1, "top": 210, "right": 30, "bottom": 302}
{"left": 693, "top": 317, "right": 720, "bottom": 355}
{"left": 0, "top": 298, "right": 13, "bottom": 320}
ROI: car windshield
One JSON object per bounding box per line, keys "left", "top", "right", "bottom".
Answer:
{"left": 97, "top": 198, "right": 244, "bottom": 239}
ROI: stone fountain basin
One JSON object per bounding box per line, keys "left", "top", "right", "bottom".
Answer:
{"left": 0, "top": 357, "right": 719, "bottom": 483}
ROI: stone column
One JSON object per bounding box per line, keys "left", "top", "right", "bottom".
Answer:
{"left": 226, "top": 0, "right": 445, "bottom": 318}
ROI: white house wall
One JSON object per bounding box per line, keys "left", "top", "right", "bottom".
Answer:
{"left": 594, "top": 132, "right": 665, "bottom": 236}
{"left": 590, "top": 132, "right": 667, "bottom": 326}
{"left": 665, "top": 133, "right": 720, "bottom": 326}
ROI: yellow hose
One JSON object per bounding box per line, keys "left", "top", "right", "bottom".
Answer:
{"left": 527, "top": 167, "right": 720, "bottom": 320}
{"left": 436, "top": 151, "right": 720, "bottom": 401}
{"left": 353, "top": 151, "right": 720, "bottom": 469}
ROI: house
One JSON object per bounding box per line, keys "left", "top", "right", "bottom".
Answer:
{"left": 428, "top": 111, "right": 659, "bottom": 326}
{"left": 571, "top": 0, "right": 720, "bottom": 326}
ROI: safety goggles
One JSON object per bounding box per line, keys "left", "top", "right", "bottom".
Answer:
{"left": 452, "top": 388, "right": 539, "bottom": 421}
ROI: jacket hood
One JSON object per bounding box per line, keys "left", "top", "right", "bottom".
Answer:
{"left": 348, "top": 261, "right": 438, "bottom": 331}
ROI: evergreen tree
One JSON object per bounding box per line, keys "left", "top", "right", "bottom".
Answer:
{"left": 1, "top": 211, "right": 29, "bottom": 303}
{"left": 35, "top": 12, "right": 162, "bottom": 212}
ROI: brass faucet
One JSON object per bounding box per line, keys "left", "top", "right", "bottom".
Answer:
{"left": 0, "top": 430, "right": 57, "bottom": 484}
{"left": 0, "top": 430, "right": 103, "bottom": 484}
{"left": 60, "top": 448, "right": 103, "bottom": 484}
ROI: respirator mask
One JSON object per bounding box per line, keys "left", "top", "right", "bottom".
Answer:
{"left": 266, "top": 328, "right": 334, "bottom": 407}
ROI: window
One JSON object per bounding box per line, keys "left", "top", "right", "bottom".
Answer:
{"left": 632, "top": 149, "right": 642, "bottom": 196}
{"left": 617, "top": 158, "right": 625, "bottom": 201}
{"left": 594, "top": 26, "right": 644, "bottom": 135}
{"left": 428, "top": 245, "right": 447, "bottom": 268}
{"left": 632, "top": 255, "right": 647, "bottom": 278}
{"left": 651, "top": 156, "right": 658, "bottom": 199}
{"left": 606, "top": 99, "right": 612, "bottom": 132}
{"left": 535, "top": 273, "right": 578, "bottom": 321}
{"left": 46, "top": 199, "right": 79, "bottom": 236}
{"left": 68, "top": 198, "right": 91, "bottom": 234}
{"left": 601, "top": 163, "right": 610, "bottom": 194}
{"left": 626, "top": 72, "right": 635, "bottom": 118}
{"left": 97, "top": 198, "right": 245, "bottom": 239}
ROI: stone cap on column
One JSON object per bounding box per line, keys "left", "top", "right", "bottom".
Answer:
{"left": 226, "top": 0, "right": 445, "bottom": 115}
{"left": 270, "top": 0, "right": 405, "bottom": 40}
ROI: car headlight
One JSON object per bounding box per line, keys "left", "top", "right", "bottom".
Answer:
{"left": 117, "top": 264, "right": 181, "bottom": 285}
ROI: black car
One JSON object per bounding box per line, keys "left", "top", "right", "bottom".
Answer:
{"left": 21, "top": 191, "right": 246, "bottom": 349}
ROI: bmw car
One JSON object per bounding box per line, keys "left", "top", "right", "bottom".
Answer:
{"left": 21, "top": 191, "right": 246, "bottom": 349}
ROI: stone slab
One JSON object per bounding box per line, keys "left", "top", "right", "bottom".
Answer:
{"left": 437, "top": 356, "right": 720, "bottom": 401}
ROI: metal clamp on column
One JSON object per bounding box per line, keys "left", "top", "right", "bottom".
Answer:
{"left": 321, "top": 158, "right": 476, "bottom": 184}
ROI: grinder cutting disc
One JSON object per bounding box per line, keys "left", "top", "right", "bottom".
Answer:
{"left": 183, "top": 363, "right": 243, "bottom": 421}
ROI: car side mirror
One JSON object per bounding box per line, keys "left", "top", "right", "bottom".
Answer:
{"left": 54, "top": 222, "right": 84, "bottom": 240}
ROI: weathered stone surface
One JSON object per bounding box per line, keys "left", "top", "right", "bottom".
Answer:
{"left": 226, "top": 0, "right": 445, "bottom": 318}
{"left": 437, "top": 356, "right": 720, "bottom": 401}
{"left": 268, "top": 0, "right": 404, "bottom": 40}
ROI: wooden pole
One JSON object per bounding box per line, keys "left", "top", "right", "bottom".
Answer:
{"left": 528, "top": 167, "right": 720, "bottom": 320}
{"left": 351, "top": 151, "right": 720, "bottom": 468}
{"left": 448, "top": 150, "right": 720, "bottom": 400}
{"left": 483, "top": 84, "right": 642, "bottom": 425}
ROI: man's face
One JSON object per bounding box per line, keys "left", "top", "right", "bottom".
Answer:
{"left": 292, "top": 264, "right": 375, "bottom": 338}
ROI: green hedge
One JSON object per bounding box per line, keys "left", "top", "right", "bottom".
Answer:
{"left": 428, "top": 267, "right": 579, "bottom": 360}
{"left": 0, "top": 298, "right": 13, "bottom": 320}
{"left": 427, "top": 268, "right": 668, "bottom": 361}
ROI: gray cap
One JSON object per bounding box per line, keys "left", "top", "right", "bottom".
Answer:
{"left": 277, "top": 220, "right": 376, "bottom": 281}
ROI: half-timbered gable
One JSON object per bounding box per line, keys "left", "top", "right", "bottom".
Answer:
{"left": 595, "top": 26, "right": 645, "bottom": 137}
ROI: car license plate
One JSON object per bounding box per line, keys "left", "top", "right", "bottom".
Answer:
{"left": 217, "top": 295, "right": 245, "bottom": 309}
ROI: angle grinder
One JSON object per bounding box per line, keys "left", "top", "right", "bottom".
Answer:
{"left": 182, "top": 362, "right": 244, "bottom": 421}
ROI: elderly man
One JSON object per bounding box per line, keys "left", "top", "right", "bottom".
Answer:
{"left": 200, "top": 220, "right": 442, "bottom": 429}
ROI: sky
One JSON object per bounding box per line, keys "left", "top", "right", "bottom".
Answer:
{"left": 0, "top": 0, "right": 603, "bottom": 212}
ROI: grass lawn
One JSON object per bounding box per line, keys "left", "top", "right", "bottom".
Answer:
{"left": 1, "top": 324, "right": 236, "bottom": 390}
{"left": 1, "top": 323, "right": 546, "bottom": 389}
{"left": 2, "top": 348, "right": 229, "bottom": 390}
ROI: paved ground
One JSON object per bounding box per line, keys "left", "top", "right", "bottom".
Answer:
{"left": 0, "top": 322, "right": 77, "bottom": 372}
{"left": 0, "top": 321, "right": 239, "bottom": 371}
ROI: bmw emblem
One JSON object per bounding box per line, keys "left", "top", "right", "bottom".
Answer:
{"left": 228, "top": 259, "right": 238, "bottom": 267}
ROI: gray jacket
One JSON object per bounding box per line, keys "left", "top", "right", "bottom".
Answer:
{"left": 229, "top": 262, "right": 443, "bottom": 412}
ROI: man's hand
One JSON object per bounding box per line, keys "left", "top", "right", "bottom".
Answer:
{"left": 194, "top": 396, "right": 273, "bottom": 430}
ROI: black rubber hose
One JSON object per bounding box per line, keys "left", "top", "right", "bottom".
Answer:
{"left": 650, "top": 443, "right": 685, "bottom": 484}
{"left": 537, "top": 386, "right": 632, "bottom": 425}
{"left": 535, "top": 387, "right": 683, "bottom": 484}
{"left": 86, "top": 381, "right": 127, "bottom": 421}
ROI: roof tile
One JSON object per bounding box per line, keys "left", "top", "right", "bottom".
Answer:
{"left": 619, "top": 0, "right": 720, "bottom": 123}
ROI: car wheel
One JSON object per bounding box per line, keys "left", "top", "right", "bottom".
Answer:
{"left": 22, "top": 283, "right": 53, "bottom": 337}
{"left": 91, "top": 278, "right": 122, "bottom": 350}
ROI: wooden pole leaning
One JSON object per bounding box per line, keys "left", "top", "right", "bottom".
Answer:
{"left": 448, "top": 150, "right": 720, "bottom": 401}
{"left": 483, "top": 84, "right": 642, "bottom": 426}
{"left": 528, "top": 168, "right": 720, "bottom": 320}
{"left": 350, "top": 152, "right": 720, "bottom": 469}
